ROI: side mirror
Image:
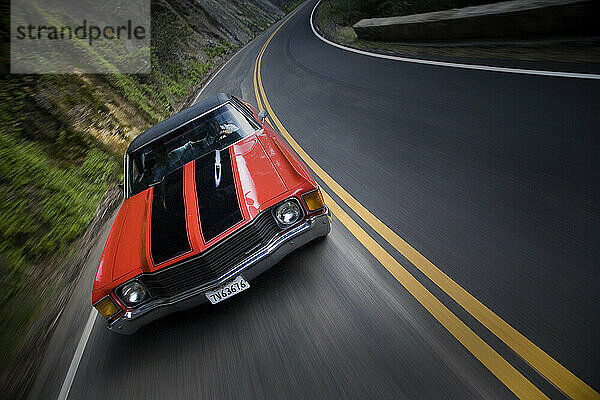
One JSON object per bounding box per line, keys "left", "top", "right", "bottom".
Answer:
{"left": 257, "top": 109, "right": 268, "bottom": 123}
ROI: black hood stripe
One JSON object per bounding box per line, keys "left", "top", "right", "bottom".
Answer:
{"left": 150, "top": 168, "right": 191, "bottom": 264}
{"left": 195, "top": 148, "right": 243, "bottom": 242}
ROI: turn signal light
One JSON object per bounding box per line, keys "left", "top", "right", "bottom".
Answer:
{"left": 94, "top": 296, "right": 121, "bottom": 319}
{"left": 302, "top": 189, "right": 325, "bottom": 212}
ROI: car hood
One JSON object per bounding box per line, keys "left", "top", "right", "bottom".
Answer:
{"left": 99, "top": 134, "right": 307, "bottom": 284}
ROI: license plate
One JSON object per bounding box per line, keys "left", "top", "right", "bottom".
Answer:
{"left": 205, "top": 276, "right": 249, "bottom": 304}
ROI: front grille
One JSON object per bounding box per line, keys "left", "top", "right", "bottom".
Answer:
{"left": 139, "top": 211, "right": 281, "bottom": 298}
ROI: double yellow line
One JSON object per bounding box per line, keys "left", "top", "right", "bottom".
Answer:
{"left": 252, "top": 4, "right": 599, "bottom": 399}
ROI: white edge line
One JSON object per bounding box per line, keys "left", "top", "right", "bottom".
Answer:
{"left": 57, "top": 309, "right": 98, "bottom": 400}
{"left": 309, "top": 0, "right": 600, "bottom": 80}
{"left": 193, "top": 47, "right": 244, "bottom": 104}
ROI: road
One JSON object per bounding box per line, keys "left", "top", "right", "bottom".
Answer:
{"left": 31, "top": 1, "right": 600, "bottom": 399}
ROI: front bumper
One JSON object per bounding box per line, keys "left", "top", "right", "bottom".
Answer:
{"left": 108, "top": 209, "right": 331, "bottom": 334}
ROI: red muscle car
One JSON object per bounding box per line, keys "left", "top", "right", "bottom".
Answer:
{"left": 92, "top": 93, "right": 331, "bottom": 334}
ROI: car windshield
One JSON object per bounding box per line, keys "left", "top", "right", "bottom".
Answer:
{"left": 127, "top": 102, "right": 259, "bottom": 196}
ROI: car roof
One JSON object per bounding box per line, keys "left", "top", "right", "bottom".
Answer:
{"left": 126, "top": 92, "right": 232, "bottom": 154}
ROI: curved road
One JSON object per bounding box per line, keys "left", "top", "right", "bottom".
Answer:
{"left": 31, "top": 1, "right": 600, "bottom": 399}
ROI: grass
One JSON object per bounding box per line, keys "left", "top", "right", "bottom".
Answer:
{"left": 282, "top": 0, "right": 304, "bottom": 13}
{"left": 0, "top": 96, "right": 119, "bottom": 303}
{"left": 203, "top": 42, "right": 235, "bottom": 59}
{"left": 0, "top": 138, "right": 117, "bottom": 267}
{"left": 0, "top": 80, "right": 120, "bottom": 376}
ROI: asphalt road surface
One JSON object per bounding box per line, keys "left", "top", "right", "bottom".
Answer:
{"left": 31, "top": 1, "right": 600, "bottom": 399}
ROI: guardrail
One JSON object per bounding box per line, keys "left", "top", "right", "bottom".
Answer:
{"left": 352, "top": 0, "right": 597, "bottom": 42}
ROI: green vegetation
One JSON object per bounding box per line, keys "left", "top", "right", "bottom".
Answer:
{"left": 0, "top": 77, "right": 118, "bottom": 294}
{"left": 320, "top": 0, "right": 495, "bottom": 26}
{"left": 282, "top": 0, "right": 304, "bottom": 13}
{"left": 0, "top": 76, "right": 121, "bottom": 375}
{"left": 0, "top": 137, "right": 118, "bottom": 293}
{"left": 204, "top": 42, "right": 235, "bottom": 59}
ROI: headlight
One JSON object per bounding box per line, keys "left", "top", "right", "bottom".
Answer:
{"left": 302, "top": 188, "right": 325, "bottom": 212}
{"left": 274, "top": 200, "right": 302, "bottom": 227}
{"left": 118, "top": 280, "right": 148, "bottom": 306}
